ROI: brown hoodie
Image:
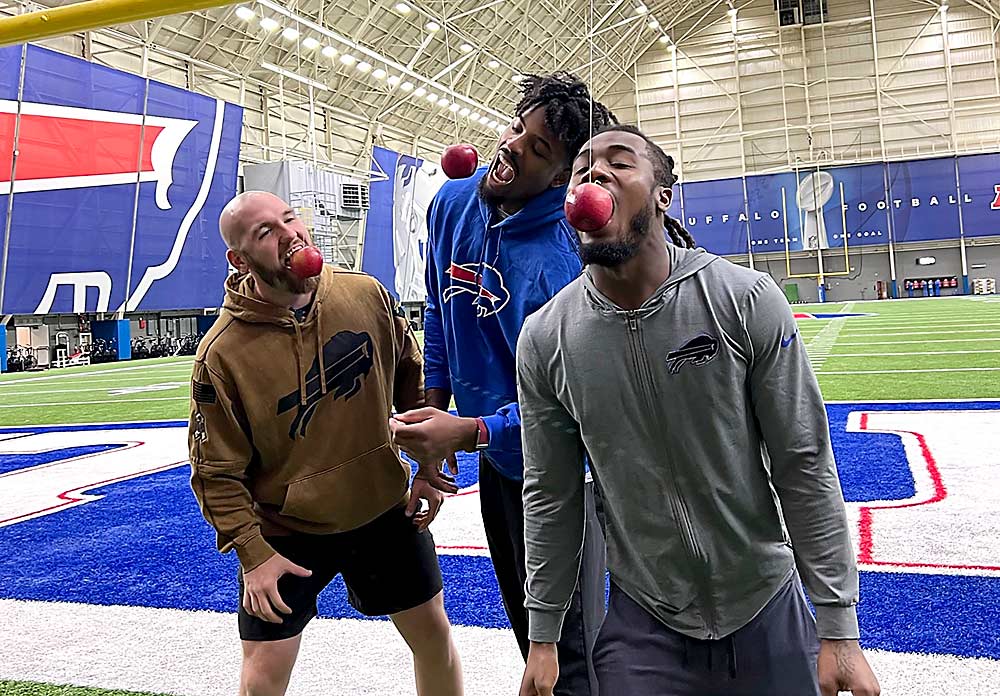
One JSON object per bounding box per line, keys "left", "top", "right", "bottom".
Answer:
{"left": 188, "top": 265, "right": 424, "bottom": 571}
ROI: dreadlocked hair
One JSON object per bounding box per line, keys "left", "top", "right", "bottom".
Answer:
{"left": 594, "top": 123, "right": 696, "bottom": 249}
{"left": 514, "top": 72, "right": 618, "bottom": 165}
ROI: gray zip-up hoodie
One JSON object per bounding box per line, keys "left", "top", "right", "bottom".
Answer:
{"left": 517, "top": 244, "right": 859, "bottom": 644}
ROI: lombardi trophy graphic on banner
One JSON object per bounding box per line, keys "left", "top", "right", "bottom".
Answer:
{"left": 796, "top": 170, "right": 834, "bottom": 250}
{"left": 391, "top": 157, "right": 447, "bottom": 303}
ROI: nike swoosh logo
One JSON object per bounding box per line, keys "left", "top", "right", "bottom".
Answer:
{"left": 781, "top": 332, "right": 797, "bottom": 348}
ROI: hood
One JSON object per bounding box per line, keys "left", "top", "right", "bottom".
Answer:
{"left": 222, "top": 265, "right": 333, "bottom": 408}
{"left": 584, "top": 244, "right": 717, "bottom": 318}
{"left": 473, "top": 166, "right": 571, "bottom": 236}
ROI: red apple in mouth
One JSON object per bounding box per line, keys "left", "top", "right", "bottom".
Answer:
{"left": 287, "top": 246, "right": 324, "bottom": 279}
{"left": 565, "top": 183, "right": 614, "bottom": 232}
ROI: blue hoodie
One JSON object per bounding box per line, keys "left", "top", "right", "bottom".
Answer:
{"left": 423, "top": 166, "right": 582, "bottom": 480}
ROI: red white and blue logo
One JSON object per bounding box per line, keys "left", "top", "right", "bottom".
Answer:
{"left": 0, "top": 44, "right": 242, "bottom": 315}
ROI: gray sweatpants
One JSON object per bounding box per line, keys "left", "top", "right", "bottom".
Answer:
{"left": 592, "top": 572, "right": 820, "bottom": 696}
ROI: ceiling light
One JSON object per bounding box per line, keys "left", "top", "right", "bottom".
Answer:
{"left": 414, "top": 86, "right": 427, "bottom": 97}
{"left": 387, "top": 75, "right": 401, "bottom": 86}
{"left": 302, "top": 36, "right": 319, "bottom": 50}
{"left": 373, "top": 68, "right": 387, "bottom": 80}
{"left": 259, "top": 16, "right": 279, "bottom": 31}
{"left": 470, "top": 112, "right": 481, "bottom": 120}
{"left": 635, "top": 3, "right": 648, "bottom": 14}
{"left": 401, "top": 81, "right": 414, "bottom": 91}
{"left": 426, "top": 92, "right": 438, "bottom": 102}
{"left": 659, "top": 35, "right": 670, "bottom": 44}
{"left": 426, "top": 21, "right": 440, "bottom": 32}
{"left": 449, "top": 103, "right": 461, "bottom": 113}
{"left": 647, "top": 18, "right": 659, "bottom": 29}
{"left": 478, "top": 115, "right": 489, "bottom": 124}
{"left": 321, "top": 45, "right": 338, "bottom": 58}
{"left": 356, "top": 61, "right": 372, "bottom": 73}
{"left": 437, "top": 97, "right": 449, "bottom": 107}
{"left": 235, "top": 6, "right": 255, "bottom": 21}
{"left": 281, "top": 26, "right": 300, "bottom": 40}
{"left": 339, "top": 53, "right": 357, "bottom": 66}
{"left": 939, "top": 2, "right": 948, "bottom": 11}
{"left": 460, "top": 43, "right": 473, "bottom": 53}
{"left": 487, "top": 59, "right": 500, "bottom": 69}
{"left": 488, "top": 120, "right": 498, "bottom": 128}
{"left": 512, "top": 73, "right": 524, "bottom": 83}
{"left": 459, "top": 107, "right": 471, "bottom": 116}
{"left": 395, "top": 2, "right": 411, "bottom": 13}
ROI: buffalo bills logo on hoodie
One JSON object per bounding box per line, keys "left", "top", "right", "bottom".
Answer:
{"left": 276, "top": 331, "right": 374, "bottom": 438}
{"left": 443, "top": 262, "right": 511, "bottom": 318}
{"left": 665, "top": 334, "right": 720, "bottom": 375}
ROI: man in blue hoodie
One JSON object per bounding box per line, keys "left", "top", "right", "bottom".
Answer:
{"left": 391, "top": 73, "right": 617, "bottom": 695}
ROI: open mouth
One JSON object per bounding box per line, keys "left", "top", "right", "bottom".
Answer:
{"left": 282, "top": 241, "right": 306, "bottom": 268}
{"left": 488, "top": 151, "right": 517, "bottom": 186}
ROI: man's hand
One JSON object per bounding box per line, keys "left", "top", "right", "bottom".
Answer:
{"left": 391, "top": 407, "right": 478, "bottom": 489}
{"left": 519, "top": 642, "right": 559, "bottom": 696}
{"left": 818, "top": 639, "right": 881, "bottom": 696}
{"left": 407, "top": 476, "right": 445, "bottom": 531}
{"left": 242, "top": 553, "right": 312, "bottom": 624}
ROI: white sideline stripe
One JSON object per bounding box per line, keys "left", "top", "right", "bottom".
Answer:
{"left": 825, "top": 398, "right": 1000, "bottom": 403}
{"left": 0, "top": 396, "right": 189, "bottom": 408}
{"left": 817, "top": 367, "right": 1000, "bottom": 375}
{"left": 0, "top": 599, "right": 997, "bottom": 696}
{"left": 0, "top": 371, "right": 193, "bottom": 389}
{"left": 0, "top": 361, "right": 194, "bottom": 384}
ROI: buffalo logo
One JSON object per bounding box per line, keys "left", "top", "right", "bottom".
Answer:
{"left": 665, "top": 334, "right": 720, "bottom": 375}
{"left": 443, "top": 262, "right": 511, "bottom": 318}
{"left": 991, "top": 184, "right": 1000, "bottom": 211}
{"left": 276, "top": 331, "right": 375, "bottom": 438}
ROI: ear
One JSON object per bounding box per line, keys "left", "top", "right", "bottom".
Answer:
{"left": 655, "top": 185, "right": 673, "bottom": 217}
{"left": 226, "top": 248, "right": 249, "bottom": 275}
{"left": 550, "top": 167, "right": 571, "bottom": 189}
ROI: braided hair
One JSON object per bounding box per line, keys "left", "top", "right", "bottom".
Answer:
{"left": 514, "top": 72, "right": 618, "bottom": 164}
{"left": 594, "top": 123, "right": 696, "bottom": 249}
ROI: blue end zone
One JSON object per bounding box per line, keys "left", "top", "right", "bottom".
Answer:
{"left": 3, "top": 402, "right": 1000, "bottom": 659}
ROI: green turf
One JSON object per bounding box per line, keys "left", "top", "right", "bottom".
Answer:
{"left": 0, "top": 681, "right": 171, "bottom": 696}
{"left": 1, "top": 298, "right": 998, "bottom": 429}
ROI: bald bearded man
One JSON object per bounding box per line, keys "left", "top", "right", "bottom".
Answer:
{"left": 188, "top": 191, "right": 463, "bottom": 696}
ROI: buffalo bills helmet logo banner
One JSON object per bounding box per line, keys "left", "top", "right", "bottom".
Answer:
{"left": 443, "top": 261, "right": 511, "bottom": 318}
{"left": 0, "top": 44, "right": 242, "bottom": 315}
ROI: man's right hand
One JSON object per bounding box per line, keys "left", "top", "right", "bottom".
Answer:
{"left": 519, "top": 642, "right": 559, "bottom": 696}
{"left": 242, "top": 553, "right": 312, "bottom": 624}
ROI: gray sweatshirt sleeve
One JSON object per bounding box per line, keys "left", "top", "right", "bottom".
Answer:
{"left": 516, "top": 324, "right": 587, "bottom": 644}
{"left": 742, "top": 276, "right": 861, "bottom": 640}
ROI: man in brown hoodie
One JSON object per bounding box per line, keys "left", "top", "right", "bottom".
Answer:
{"left": 188, "top": 191, "right": 463, "bottom": 696}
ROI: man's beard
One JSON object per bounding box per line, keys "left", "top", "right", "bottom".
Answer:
{"left": 247, "top": 257, "right": 316, "bottom": 295}
{"left": 579, "top": 204, "right": 652, "bottom": 268}
{"left": 477, "top": 171, "right": 504, "bottom": 208}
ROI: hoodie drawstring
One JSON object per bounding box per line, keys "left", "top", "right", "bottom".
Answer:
{"left": 292, "top": 320, "right": 308, "bottom": 406}
{"left": 316, "top": 302, "right": 327, "bottom": 395}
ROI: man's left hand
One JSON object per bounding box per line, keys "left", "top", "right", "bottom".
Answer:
{"left": 391, "top": 407, "right": 478, "bottom": 472}
{"left": 406, "top": 477, "right": 444, "bottom": 531}
{"left": 817, "top": 639, "right": 880, "bottom": 696}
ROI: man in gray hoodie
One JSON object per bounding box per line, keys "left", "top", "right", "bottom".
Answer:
{"left": 516, "top": 124, "right": 881, "bottom": 696}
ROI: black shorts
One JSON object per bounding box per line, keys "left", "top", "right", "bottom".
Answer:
{"left": 237, "top": 503, "right": 443, "bottom": 641}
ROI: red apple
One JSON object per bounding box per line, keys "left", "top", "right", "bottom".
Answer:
{"left": 288, "top": 246, "right": 324, "bottom": 279}
{"left": 565, "top": 182, "right": 614, "bottom": 232}
{"left": 441, "top": 143, "right": 479, "bottom": 179}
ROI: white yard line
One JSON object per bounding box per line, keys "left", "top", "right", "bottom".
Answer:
{"left": 836, "top": 337, "right": 1000, "bottom": 346}
{"left": 0, "top": 382, "right": 189, "bottom": 396}
{"left": 828, "top": 350, "right": 1000, "bottom": 357}
{"left": 0, "top": 396, "right": 189, "bottom": 408}
{"left": 0, "top": 361, "right": 193, "bottom": 384}
{"left": 804, "top": 314, "right": 851, "bottom": 371}
{"left": 838, "top": 329, "right": 1000, "bottom": 338}
{"left": 817, "top": 367, "right": 1000, "bottom": 375}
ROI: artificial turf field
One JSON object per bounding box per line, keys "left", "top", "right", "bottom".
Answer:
{"left": 1, "top": 295, "right": 998, "bottom": 695}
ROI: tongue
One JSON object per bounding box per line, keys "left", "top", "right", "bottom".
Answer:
{"left": 495, "top": 162, "right": 515, "bottom": 183}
